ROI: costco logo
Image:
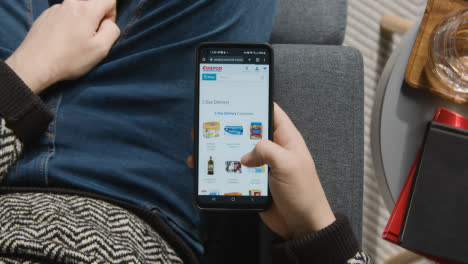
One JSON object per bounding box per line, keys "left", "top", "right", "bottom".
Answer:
{"left": 202, "top": 66, "right": 222, "bottom": 72}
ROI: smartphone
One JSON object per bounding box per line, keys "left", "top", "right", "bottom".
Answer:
{"left": 194, "top": 43, "right": 273, "bottom": 211}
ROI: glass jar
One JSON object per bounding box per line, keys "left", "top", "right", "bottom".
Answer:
{"left": 427, "top": 8, "right": 468, "bottom": 104}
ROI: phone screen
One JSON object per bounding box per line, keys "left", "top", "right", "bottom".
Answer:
{"left": 195, "top": 44, "right": 272, "bottom": 210}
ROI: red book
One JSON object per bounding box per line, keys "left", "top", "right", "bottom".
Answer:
{"left": 382, "top": 108, "right": 468, "bottom": 264}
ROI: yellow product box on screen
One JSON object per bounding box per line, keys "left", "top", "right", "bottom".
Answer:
{"left": 203, "top": 122, "right": 220, "bottom": 138}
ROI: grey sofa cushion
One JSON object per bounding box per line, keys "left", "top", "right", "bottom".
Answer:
{"left": 272, "top": 44, "right": 363, "bottom": 240}
{"left": 270, "top": 0, "right": 347, "bottom": 45}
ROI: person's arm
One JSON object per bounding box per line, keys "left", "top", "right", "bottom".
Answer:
{"left": 0, "top": 59, "right": 53, "bottom": 182}
{"left": 0, "top": 0, "right": 120, "bottom": 182}
{"left": 239, "top": 103, "right": 371, "bottom": 264}
{"left": 267, "top": 214, "right": 371, "bottom": 263}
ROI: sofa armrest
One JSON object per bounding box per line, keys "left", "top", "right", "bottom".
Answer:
{"left": 260, "top": 44, "right": 363, "bottom": 263}
{"left": 272, "top": 43, "right": 363, "bottom": 238}
{"left": 270, "top": 0, "right": 348, "bottom": 45}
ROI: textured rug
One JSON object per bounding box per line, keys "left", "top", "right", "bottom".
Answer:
{"left": 343, "top": 0, "right": 428, "bottom": 263}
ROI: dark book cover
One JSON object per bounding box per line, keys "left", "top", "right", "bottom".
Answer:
{"left": 399, "top": 122, "right": 468, "bottom": 263}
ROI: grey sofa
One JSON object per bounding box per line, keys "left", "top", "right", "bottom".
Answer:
{"left": 203, "top": 0, "right": 363, "bottom": 263}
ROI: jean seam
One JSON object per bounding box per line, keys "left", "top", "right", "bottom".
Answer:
{"left": 41, "top": 93, "right": 63, "bottom": 186}
{"left": 39, "top": 108, "right": 52, "bottom": 186}
{"left": 121, "top": 0, "right": 148, "bottom": 40}
{"left": 25, "top": 0, "right": 33, "bottom": 26}
{"left": 39, "top": 104, "right": 54, "bottom": 185}
{"left": 38, "top": 134, "right": 48, "bottom": 186}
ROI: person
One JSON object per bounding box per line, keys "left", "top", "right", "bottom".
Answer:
{"left": 0, "top": 0, "right": 371, "bottom": 263}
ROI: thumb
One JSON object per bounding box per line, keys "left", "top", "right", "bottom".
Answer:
{"left": 241, "top": 140, "right": 287, "bottom": 168}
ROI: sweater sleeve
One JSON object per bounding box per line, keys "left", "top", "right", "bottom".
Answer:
{"left": 0, "top": 119, "right": 22, "bottom": 182}
{"left": 0, "top": 60, "right": 53, "bottom": 144}
{"left": 271, "top": 213, "right": 372, "bottom": 264}
{"left": 0, "top": 59, "right": 54, "bottom": 181}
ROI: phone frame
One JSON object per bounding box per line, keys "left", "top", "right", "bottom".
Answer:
{"left": 193, "top": 42, "right": 274, "bottom": 211}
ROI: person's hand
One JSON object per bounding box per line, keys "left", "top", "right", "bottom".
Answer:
{"left": 186, "top": 103, "right": 336, "bottom": 240}
{"left": 5, "top": 0, "right": 120, "bottom": 94}
{"left": 241, "top": 103, "right": 336, "bottom": 239}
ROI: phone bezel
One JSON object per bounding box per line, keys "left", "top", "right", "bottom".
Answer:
{"left": 194, "top": 42, "right": 274, "bottom": 211}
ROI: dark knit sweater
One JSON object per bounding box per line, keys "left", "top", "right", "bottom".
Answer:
{"left": 0, "top": 59, "right": 371, "bottom": 264}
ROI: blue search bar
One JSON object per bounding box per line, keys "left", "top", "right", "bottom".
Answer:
{"left": 202, "top": 74, "right": 216, "bottom": 81}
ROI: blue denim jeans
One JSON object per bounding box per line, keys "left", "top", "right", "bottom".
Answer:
{"left": 0, "top": 0, "right": 277, "bottom": 254}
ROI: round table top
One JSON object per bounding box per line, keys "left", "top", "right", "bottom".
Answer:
{"left": 371, "top": 21, "right": 468, "bottom": 211}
